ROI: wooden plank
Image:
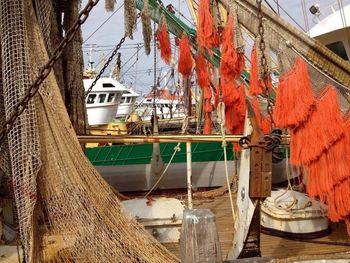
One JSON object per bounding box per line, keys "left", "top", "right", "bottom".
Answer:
{"left": 164, "top": 193, "right": 350, "bottom": 260}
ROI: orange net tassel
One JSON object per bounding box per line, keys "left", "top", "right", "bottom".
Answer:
{"left": 290, "top": 86, "right": 344, "bottom": 165}
{"left": 225, "top": 84, "right": 246, "bottom": 134}
{"left": 261, "top": 118, "right": 272, "bottom": 134}
{"left": 178, "top": 35, "right": 193, "bottom": 77}
{"left": 305, "top": 107, "right": 350, "bottom": 225}
{"left": 273, "top": 58, "right": 315, "bottom": 128}
{"left": 220, "top": 16, "right": 238, "bottom": 82}
{"left": 203, "top": 112, "right": 213, "bottom": 134}
{"left": 233, "top": 143, "right": 241, "bottom": 153}
{"left": 306, "top": 113, "right": 350, "bottom": 204}
{"left": 237, "top": 53, "right": 246, "bottom": 76}
{"left": 156, "top": 21, "right": 172, "bottom": 64}
{"left": 195, "top": 54, "right": 210, "bottom": 89}
{"left": 334, "top": 179, "right": 350, "bottom": 218}
{"left": 221, "top": 80, "right": 239, "bottom": 107}
{"left": 203, "top": 85, "right": 213, "bottom": 134}
{"left": 197, "top": 0, "right": 219, "bottom": 50}
{"left": 249, "top": 45, "right": 264, "bottom": 96}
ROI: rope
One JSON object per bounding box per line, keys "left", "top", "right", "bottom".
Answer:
{"left": 143, "top": 116, "right": 189, "bottom": 198}
{"left": 273, "top": 148, "right": 312, "bottom": 211}
{"left": 217, "top": 102, "right": 237, "bottom": 223}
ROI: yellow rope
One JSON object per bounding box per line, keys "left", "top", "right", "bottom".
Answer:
{"left": 217, "top": 102, "right": 237, "bottom": 224}
{"left": 143, "top": 116, "right": 189, "bottom": 198}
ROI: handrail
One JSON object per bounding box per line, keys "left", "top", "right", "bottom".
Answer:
{"left": 78, "top": 134, "right": 290, "bottom": 144}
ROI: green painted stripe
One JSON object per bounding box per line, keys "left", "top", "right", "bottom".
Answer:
{"left": 86, "top": 142, "right": 236, "bottom": 166}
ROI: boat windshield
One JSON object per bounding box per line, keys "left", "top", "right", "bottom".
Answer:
{"left": 107, "top": 93, "right": 115, "bottom": 103}
{"left": 87, "top": 94, "right": 97, "bottom": 104}
{"left": 98, "top": 94, "right": 107, "bottom": 103}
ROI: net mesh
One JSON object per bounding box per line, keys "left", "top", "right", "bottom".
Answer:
{"left": 0, "top": 0, "right": 41, "bottom": 260}
{"left": 1, "top": 0, "right": 178, "bottom": 262}
{"left": 0, "top": 47, "right": 10, "bottom": 176}
{"left": 34, "top": 0, "right": 66, "bottom": 100}
{"left": 231, "top": 0, "right": 350, "bottom": 106}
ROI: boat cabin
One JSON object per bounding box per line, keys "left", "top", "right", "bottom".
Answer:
{"left": 83, "top": 77, "right": 128, "bottom": 125}
{"left": 116, "top": 88, "right": 139, "bottom": 119}
{"left": 135, "top": 98, "right": 185, "bottom": 120}
{"left": 309, "top": 3, "right": 350, "bottom": 62}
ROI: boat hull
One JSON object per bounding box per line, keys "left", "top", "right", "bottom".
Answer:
{"left": 86, "top": 142, "right": 291, "bottom": 192}
{"left": 95, "top": 160, "right": 235, "bottom": 192}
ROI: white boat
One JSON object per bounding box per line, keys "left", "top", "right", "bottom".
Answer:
{"left": 115, "top": 88, "right": 139, "bottom": 119}
{"left": 309, "top": 2, "right": 350, "bottom": 61}
{"left": 135, "top": 97, "right": 186, "bottom": 121}
{"left": 84, "top": 77, "right": 129, "bottom": 125}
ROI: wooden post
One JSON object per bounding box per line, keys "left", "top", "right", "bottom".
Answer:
{"left": 186, "top": 142, "right": 193, "bottom": 209}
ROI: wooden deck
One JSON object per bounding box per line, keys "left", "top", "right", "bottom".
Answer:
{"left": 163, "top": 192, "right": 350, "bottom": 261}
{"left": 2, "top": 192, "right": 350, "bottom": 262}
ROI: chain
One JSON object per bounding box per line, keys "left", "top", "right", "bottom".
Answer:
{"left": 256, "top": 0, "right": 275, "bottom": 129}
{"left": 85, "top": 13, "right": 142, "bottom": 98}
{"left": 0, "top": 0, "right": 100, "bottom": 144}
{"left": 239, "top": 129, "right": 282, "bottom": 151}
{"left": 84, "top": 37, "right": 126, "bottom": 97}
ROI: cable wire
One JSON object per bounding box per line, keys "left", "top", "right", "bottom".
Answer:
{"left": 83, "top": 4, "right": 123, "bottom": 44}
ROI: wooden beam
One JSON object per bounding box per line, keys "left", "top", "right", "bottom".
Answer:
{"left": 77, "top": 134, "right": 290, "bottom": 144}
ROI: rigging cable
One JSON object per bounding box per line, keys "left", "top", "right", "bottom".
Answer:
{"left": 83, "top": 4, "right": 124, "bottom": 44}
{"left": 119, "top": 49, "right": 146, "bottom": 80}
{"left": 301, "top": 0, "right": 310, "bottom": 34}
{"left": 92, "top": 19, "right": 142, "bottom": 71}
{"left": 269, "top": 0, "right": 306, "bottom": 32}
{"left": 134, "top": 44, "right": 140, "bottom": 91}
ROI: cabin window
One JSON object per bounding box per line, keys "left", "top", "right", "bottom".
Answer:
{"left": 87, "top": 94, "right": 97, "bottom": 104}
{"left": 107, "top": 93, "right": 115, "bottom": 103}
{"left": 102, "top": 83, "right": 115, "bottom": 88}
{"left": 98, "top": 94, "right": 107, "bottom": 103}
{"left": 326, "top": 41, "right": 349, "bottom": 61}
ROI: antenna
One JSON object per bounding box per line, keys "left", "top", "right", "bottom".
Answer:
{"left": 85, "top": 44, "right": 96, "bottom": 71}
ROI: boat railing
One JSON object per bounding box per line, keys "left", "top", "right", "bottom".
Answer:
{"left": 77, "top": 134, "right": 290, "bottom": 144}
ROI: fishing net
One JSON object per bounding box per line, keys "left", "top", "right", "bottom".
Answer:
{"left": 0, "top": 48, "right": 10, "bottom": 176}
{"left": 222, "top": 0, "right": 350, "bottom": 233}
{"left": 224, "top": 0, "right": 350, "bottom": 105}
{"left": 34, "top": 0, "right": 66, "bottom": 100}
{"left": 141, "top": 0, "right": 152, "bottom": 55}
{"left": 125, "top": 0, "right": 137, "bottom": 39}
{"left": 0, "top": 0, "right": 178, "bottom": 262}
{"left": 105, "top": 0, "right": 117, "bottom": 12}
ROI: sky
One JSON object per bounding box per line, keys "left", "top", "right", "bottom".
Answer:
{"left": 81, "top": 0, "right": 350, "bottom": 95}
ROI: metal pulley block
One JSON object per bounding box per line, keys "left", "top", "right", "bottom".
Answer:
{"left": 239, "top": 129, "right": 282, "bottom": 198}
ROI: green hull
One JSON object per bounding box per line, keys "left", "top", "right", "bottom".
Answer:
{"left": 86, "top": 142, "right": 235, "bottom": 166}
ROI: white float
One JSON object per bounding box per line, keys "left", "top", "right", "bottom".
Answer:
{"left": 122, "top": 197, "right": 184, "bottom": 243}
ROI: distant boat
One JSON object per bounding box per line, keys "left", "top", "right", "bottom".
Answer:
{"left": 135, "top": 86, "right": 190, "bottom": 121}
{"left": 84, "top": 77, "right": 129, "bottom": 125}
{"left": 116, "top": 88, "right": 139, "bottom": 119}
